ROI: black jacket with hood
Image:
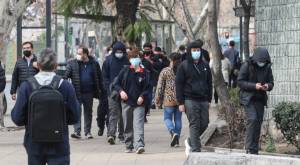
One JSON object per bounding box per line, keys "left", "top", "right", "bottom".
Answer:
{"left": 237, "top": 47, "right": 274, "bottom": 106}
{"left": 175, "top": 41, "right": 213, "bottom": 105}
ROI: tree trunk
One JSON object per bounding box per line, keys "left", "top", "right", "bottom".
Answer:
{"left": 115, "top": 0, "right": 140, "bottom": 42}
{"left": 207, "top": 0, "right": 236, "bottom": 149}
{"left": 243, "top": 15, "right": 250, "bottom": 60}
{"left": 0, "top": 0, "right": 31, "bottom": 64}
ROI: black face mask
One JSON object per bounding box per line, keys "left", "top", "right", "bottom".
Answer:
{"left": 143, "top": 50, "right": 152, "bottom": 56}
{"left": 23, "top": 50, "right": 32, "bottom": 57}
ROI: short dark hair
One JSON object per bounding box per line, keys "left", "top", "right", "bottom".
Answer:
{"left": 128, "top": 48, "right": 141, "bottom": 59}
{"left": 143, "top": 43, "right": 152, "bottom": 49}
{"left": 154, "top": 47, "right": 162, "bottom": 52}
{"left": 38, "top": 48, "right": 57, "bottom": 71}
{"left": 22, "top": 41, "right": 33, "bottom": 49}
{"left": 229, "top": 40, "right": 235, "bottom": 47}
{"left": 79, "top": 46, "right": 89, "bottom": 56}
{"left": 169, "top": 52, "right": 182, "bottom": 61}
{"left": 179, "top": 45, "right": 186, "bottom": 51}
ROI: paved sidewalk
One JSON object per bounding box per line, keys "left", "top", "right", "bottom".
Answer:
{"left": 0, "top": 98, "right": 219, "bottom": 165}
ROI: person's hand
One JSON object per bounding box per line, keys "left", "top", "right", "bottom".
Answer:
{"left": 233, "top": 69, "right": 239, "bottom": 76}
{"left": 255, "top": 83, "right": 264, "bottom": 91}
{"left": 11, "top": 94, "right": 16, "bottom": 101}
{"left": 262, "top": 84, "right": 269, "bottom": 91}
{"left": 155, "top": 99, "right": 160, "bottom": 108}
{"left": 120, "top": 91, "right": 128, "bottom": 101}
{"left": 32, "top": 62, "right": 38, "bottom": 69}
{"left": 137, "top": 97, "right": 144, "bottom": 105}
{"left": 179, "top": 105, "right": 185, "bottom": 112}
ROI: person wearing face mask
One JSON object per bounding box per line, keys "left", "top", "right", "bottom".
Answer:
{"left": 102, "top": 41, "right": 130, "bottom": 144}
{"left": 155, "top": 52, "right": 182, "bottom": 147}
{"left": 237, "top": 47, "right": 274, "bottom": 155}
{"left": 11, "top": 41, "right": 39, "bottom": 101}
{"left": 175, "top": 41, "right": 212, "bottom": 155}
{"left": 64, "top": 46, "right": 104, "bottom": 139}
{"left": 112, "top": 48, "right": 150, "bottom": 154}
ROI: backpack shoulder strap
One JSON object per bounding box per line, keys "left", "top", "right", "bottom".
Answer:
{"left": 50, "top": 75, "right": 62, "bottom": 89}
{"left": 27, "top": 77, "right": 40, "bottom": 91}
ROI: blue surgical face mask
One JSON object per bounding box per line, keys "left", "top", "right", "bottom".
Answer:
{"left": 130, "top": 58, "right": 141, "bottom": 67}
{"left": 191, "top": 51, "right": 201, "bottom": 60}
{"left": 257, "top": 62, "right": 266, "bottom": 67}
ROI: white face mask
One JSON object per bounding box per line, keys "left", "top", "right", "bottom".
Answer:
{"left": 76, "top": 55, "right": 82, "bottom": 61}
{"left": 115, "top": 53, "right": 123, "bottom": 59}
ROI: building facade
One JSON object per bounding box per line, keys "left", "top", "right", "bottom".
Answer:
{"left": 256, "top": 0, "right": 300, "bottom": 108}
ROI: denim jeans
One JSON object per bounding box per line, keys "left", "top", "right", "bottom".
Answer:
{"left": 122, "top": 103, "right": 145, "bottom": 150}
{"left": 164, "top": 106, "right": 182, "bottom": 136}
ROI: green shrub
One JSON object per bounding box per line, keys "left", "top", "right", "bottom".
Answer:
{"left": 265, "top": 136, "right": 276, "bottom": 153}
{"left": 273, "top": 102, "right": 300, "bottom": 151}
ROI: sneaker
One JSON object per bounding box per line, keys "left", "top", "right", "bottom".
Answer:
{"left": 86, "top": 133, "right": 93, "bottom": 139}
{"left": 175, "top": 138, "right": 180, "bottom": 147}
{"left": 98, "top": 128, "right": 104, "bottom": 136}
{"left": 136, "top": 147, "right": 145, "bottom": 154}
{"left": 125, "top": 148, "right": 133, "bottom": 153}
{"left": 71, "top": 133, "right": 81, "bottom": 139}
{"left": 107, "top": 136, "right": 115, "bottom": 145}
{"left": 118, "top": 135, "right": 125, "bottom": 143}
{"left": 144, "top": 117, "right": 148, "bottom": 123}
{"left": 185, "top": 138, "right": 191, "bottom": 156}
{"left": 171, "top": 133, "right": 179, "bottom": 147}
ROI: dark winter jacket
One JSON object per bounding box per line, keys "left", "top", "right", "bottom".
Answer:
{"left": 11, "top": 55, "right": 39, "bottom": 94}
{"left": 64, "top": 56, "right": 104, "bottom": 101}
{"left": 102, "top": 42, "right": 130, "bottom": 95}
{"left": 151, "top": 54, "right": 170, "bottom": 85}
{"left": 11, "top": 77, "right": 80, "bottom": 156}
{"left": 0, "top": 62, "right": 6, "bottom": 93}
{"left": 113, "top": 65, "right": 150, "bottom": 107}
{"left": 142, "top": 58, "right": 155, "bottom": 86}
{"left": 237, "top": 47, "right": 274, "bottom": 106}
{"left": 176, "top": 41, "right": 213, "bottom": 105}
{"left": 223, "top": 48, "right": 241, "bottom": 70}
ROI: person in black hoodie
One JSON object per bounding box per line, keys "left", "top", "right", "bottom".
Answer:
{"left": 176, "top": 41, "right": 212, "bottom": 153}
{"left": 113, "top": 48, "right": 150, "bottom": 154}
{"left": 237, "top": 47, "right": 274, "bottom": 155}
{"left": 102, "top": 41, "right": 130, "bottom": 144}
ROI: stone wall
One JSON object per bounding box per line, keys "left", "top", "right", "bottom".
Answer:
{"left": 256, "top": 0, "right": 300, "bottom": 108}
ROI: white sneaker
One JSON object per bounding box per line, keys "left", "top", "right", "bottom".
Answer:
{"left": 136, "top": 147, "right": 145, "bottom": 154}
{"left": 185, "top": 138, "right": 191, "bottom": 156}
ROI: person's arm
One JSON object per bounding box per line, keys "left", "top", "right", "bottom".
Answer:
{"left": 0, "top": 64, "right": 6, "bottom": 93}
{"left": 266, "top": 67, "right": 274, "bottom": 91}
{"left": 206, "top": 65, "right": 213, "bottom": 103}
{"left": 63, "top": 61, "right": 72, "bottom": 79}
{"left": 95, "top": 62, "right": 104, "bottom": 96}
{"left": 155, "top": 70, "right": 166, "bottom": 106}
{"left": 64, "top": 81, "right": 80, "bottom": 125}
{"left": 139, "top": 71, "right": 151, "bottom": 99}
{"left": 175, "top": 64, "right": 185, "bottom": 105}
{"left": 102, "top": 59, "right": 110, "bottom": 91}
{"left": 237, "top": 63, "right": 256, "bottom": 91}
{"left": 112, "top": 68, "right": 125, "bottom": 93}
{"left": 11, "top": 82, "right": 29, "bottom": 126}
{"left": 10, "top": 62, "right": 19, "bottom": 95}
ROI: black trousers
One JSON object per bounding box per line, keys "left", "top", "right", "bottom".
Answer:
{"left": 244, "top": 100, "right": 265, "bottom": 154}
{"left": 96, "top": 97, "right": 109, "bottom": 130}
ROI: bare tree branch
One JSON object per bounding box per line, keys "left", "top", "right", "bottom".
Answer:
{"left": 180, "top": 0, "right": 195, "bottom": 39}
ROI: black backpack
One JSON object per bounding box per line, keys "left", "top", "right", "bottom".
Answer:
{"left": 27, "top": 76, "right": 66, "bottom": 143}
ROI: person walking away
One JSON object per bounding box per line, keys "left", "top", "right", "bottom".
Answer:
{"left": 237, "top": 47, "right": 274, "bottom": 155}
{"left": 102, "top": 41, "right": 130, "bottom": 144}
{"left": 11, "top": 41, "right": 39, "bottom": 101}
{"left": 223, "top": 40, "right": 241, "bottom": 88}
{"left": 155, "top": 52, "right": 182, "bottom": 147}
{"left": 0, "top": 61, "right": 5, "bottom": 129}
{"left": 112, "top": 48, "right": 150, "bottom": 154}
{"left": 11, "top": 48, "right": 80, "bottom": 165}
{"left": 64, "top": 46, "right": 104, "bottom": 139}
{"left": 176, "top": 41, "right": 212, "bottom": 155}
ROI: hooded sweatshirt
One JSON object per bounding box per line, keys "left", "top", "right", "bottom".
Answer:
{"left": 102, "top": 41, "right": 130, "bottom": 94}
{"left": 237, "top": 47, "right": 274, "bottom": 105}
{"left": 175, "top": 41, "right": 213, "bottom": 104}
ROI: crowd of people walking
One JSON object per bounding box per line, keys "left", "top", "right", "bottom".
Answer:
{"left": 5, "top": 37, "right": 274, "bottom": 164}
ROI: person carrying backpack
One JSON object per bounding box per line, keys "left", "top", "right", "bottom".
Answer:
{"left": 112, "top": 48, "right": 150, "bottom": 154}
{"left": 11, "top": 48, "right": 80, "bottom": 165}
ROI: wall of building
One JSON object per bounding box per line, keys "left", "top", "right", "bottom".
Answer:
{"left": 256, "top": 0, "right": 300, "bottom": 108}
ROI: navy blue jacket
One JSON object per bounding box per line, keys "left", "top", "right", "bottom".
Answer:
{"left": 11, "top": 79, "right": 80, "bottom": 156}
{"left": 113, "top": 66, "right": 150, "bottom": 107}
{"left": 102, "top": 55, "right": 129, "bottom": 95}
